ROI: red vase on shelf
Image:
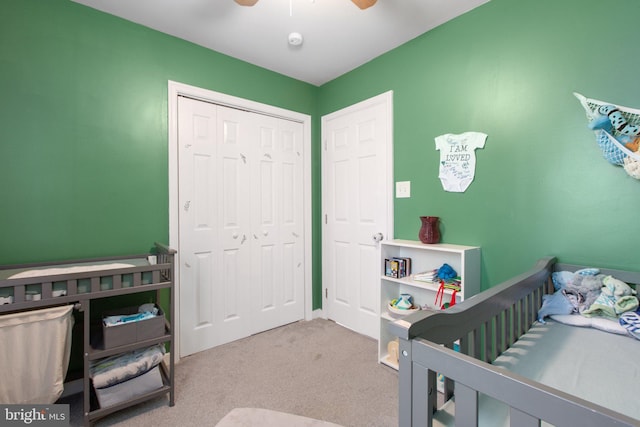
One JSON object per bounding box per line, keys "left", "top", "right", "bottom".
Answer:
{"left": 418, "top": 216, "right": 440, "bottom": 244}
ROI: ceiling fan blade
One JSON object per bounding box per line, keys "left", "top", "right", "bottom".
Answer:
{"left": 351, "top": 0, "right": 377, "bottom": 9}
{"left": 234, "top": 0, "right": 259, "bottom": 6}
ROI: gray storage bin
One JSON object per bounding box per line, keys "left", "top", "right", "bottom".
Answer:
{"left": 102, "top": 305, "right": 165, "bottom": 349}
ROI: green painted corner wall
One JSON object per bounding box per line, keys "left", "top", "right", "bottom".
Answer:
{"left": 3, "top": 0, "right": 640, "bottom": 316}
{"left": 0, "top": 0, "right": 324, "bottom": 306}
{"left": 319, "top": 0, "right": 640, "bottom": 290}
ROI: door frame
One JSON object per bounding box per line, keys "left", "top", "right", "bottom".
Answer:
{"left": 168, "top": 80, "right": 313, "bottom": 360}
{"left": 321, "top": 91, "right": 394, "bottom": 322}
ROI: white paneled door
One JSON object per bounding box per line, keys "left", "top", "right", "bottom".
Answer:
{"left": 322, "top": 92, "right": 393, "bottom": 339}
{"left": 178, "top": 96, "right": 305, "bottom": 357}
{"left": 251, "top": 114, "right": 305, "bottom": 332}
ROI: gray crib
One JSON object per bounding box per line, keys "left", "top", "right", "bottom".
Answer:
{"left": 389, "top": 257, "right": 640, "bottom": 427}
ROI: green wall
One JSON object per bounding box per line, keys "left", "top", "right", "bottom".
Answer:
{"left": 319, "top": 0, "right": 640, "bottom": 289}
{"left": 0, "top": 0, "right": 322, "bottom": 303}
{"left": 2, "top": 0, "right": 640, "bottom": 315}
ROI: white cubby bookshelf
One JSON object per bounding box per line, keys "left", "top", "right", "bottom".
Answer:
{"left": 379, "top": 239, "right": 480, "bottom": 369}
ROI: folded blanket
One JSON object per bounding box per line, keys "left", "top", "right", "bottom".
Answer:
{"left": 582, "top": 276, "right": 638, "bottom": 319}
{"left": 619, "top": 311, "right": 640, "bottom": 340}
{"left": 90, "top": 344, "right": 165, "bottom": 389}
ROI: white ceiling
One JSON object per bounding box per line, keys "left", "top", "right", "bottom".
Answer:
{"left": 71, "top": 0, "right": 489, "bottom": 86}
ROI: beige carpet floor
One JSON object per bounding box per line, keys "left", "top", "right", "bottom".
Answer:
{"left": 64, "top": 318, "right": 399, "bottom": 427}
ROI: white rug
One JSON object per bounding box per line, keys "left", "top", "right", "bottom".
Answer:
{"left": 215, "top": 408, "right": 344, "bottom": 427}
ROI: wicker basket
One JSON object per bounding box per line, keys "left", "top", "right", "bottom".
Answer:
{"left": 575, "top": 92, "right": 640, "bottom": 179}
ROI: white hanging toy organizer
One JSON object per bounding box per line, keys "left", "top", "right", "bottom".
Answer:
{"left": 575, "top": 92, "right": 640, "bottom": 179}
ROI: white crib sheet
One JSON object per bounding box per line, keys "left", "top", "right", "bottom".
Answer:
{"left": 433, "top": 320, "right": 640, "bottom": 426}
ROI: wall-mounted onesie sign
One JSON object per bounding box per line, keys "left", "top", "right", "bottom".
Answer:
{"left": 434, "top": 132, "right": 487, "bottom": 192}
{"left": 575, "top": 92, "right": 640, "bottom": 180}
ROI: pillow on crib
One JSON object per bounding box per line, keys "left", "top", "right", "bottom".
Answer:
{"left": 550, "top": 314, "right": 628, "bottom": 335}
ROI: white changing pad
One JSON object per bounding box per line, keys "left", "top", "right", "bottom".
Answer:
{"left": 433, "top": 321, "right": 640, "bottom": 426}
{"left": 5, "top": 261, "right": 142, "bottom": 280}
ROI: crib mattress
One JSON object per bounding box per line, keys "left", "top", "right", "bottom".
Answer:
{"left": 433, "top": 320, "right": 640, "bottom": 426}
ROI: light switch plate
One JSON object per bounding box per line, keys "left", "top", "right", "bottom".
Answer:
{"left": 396, "top": 181, "right": 411, "bottom": 198}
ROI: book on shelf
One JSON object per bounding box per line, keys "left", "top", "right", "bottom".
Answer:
{"left": 441, "top": 281, "right": 462, "bottom": 292}
{"left": 384, "top": 257, "right": 412, "bottom": 278}
{"left": 385, "top": 259, "right": 399, "bottom": 278}
{"left": 412, "top": 269, "right": 440, "bottom": 284}
{"left": 394, "top": 257, "right": 411, "bottom": 278}
{"left": 412, "top": 270, "right": 463, "bottom": 291}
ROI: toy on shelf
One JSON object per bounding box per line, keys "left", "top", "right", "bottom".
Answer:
{"left": 434, "top": 263, "right": 461, "bottom": 309}
{"left": 389, "top": 293, "right": 421, "bottom": 316}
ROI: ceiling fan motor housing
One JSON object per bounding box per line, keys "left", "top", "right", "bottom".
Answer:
{"left": 235, "top": 0, "right": 377, "bottom": 9}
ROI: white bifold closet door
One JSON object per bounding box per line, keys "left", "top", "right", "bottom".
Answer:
{"left": 178, "top": 96, "right": 305, "bottom": 357}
